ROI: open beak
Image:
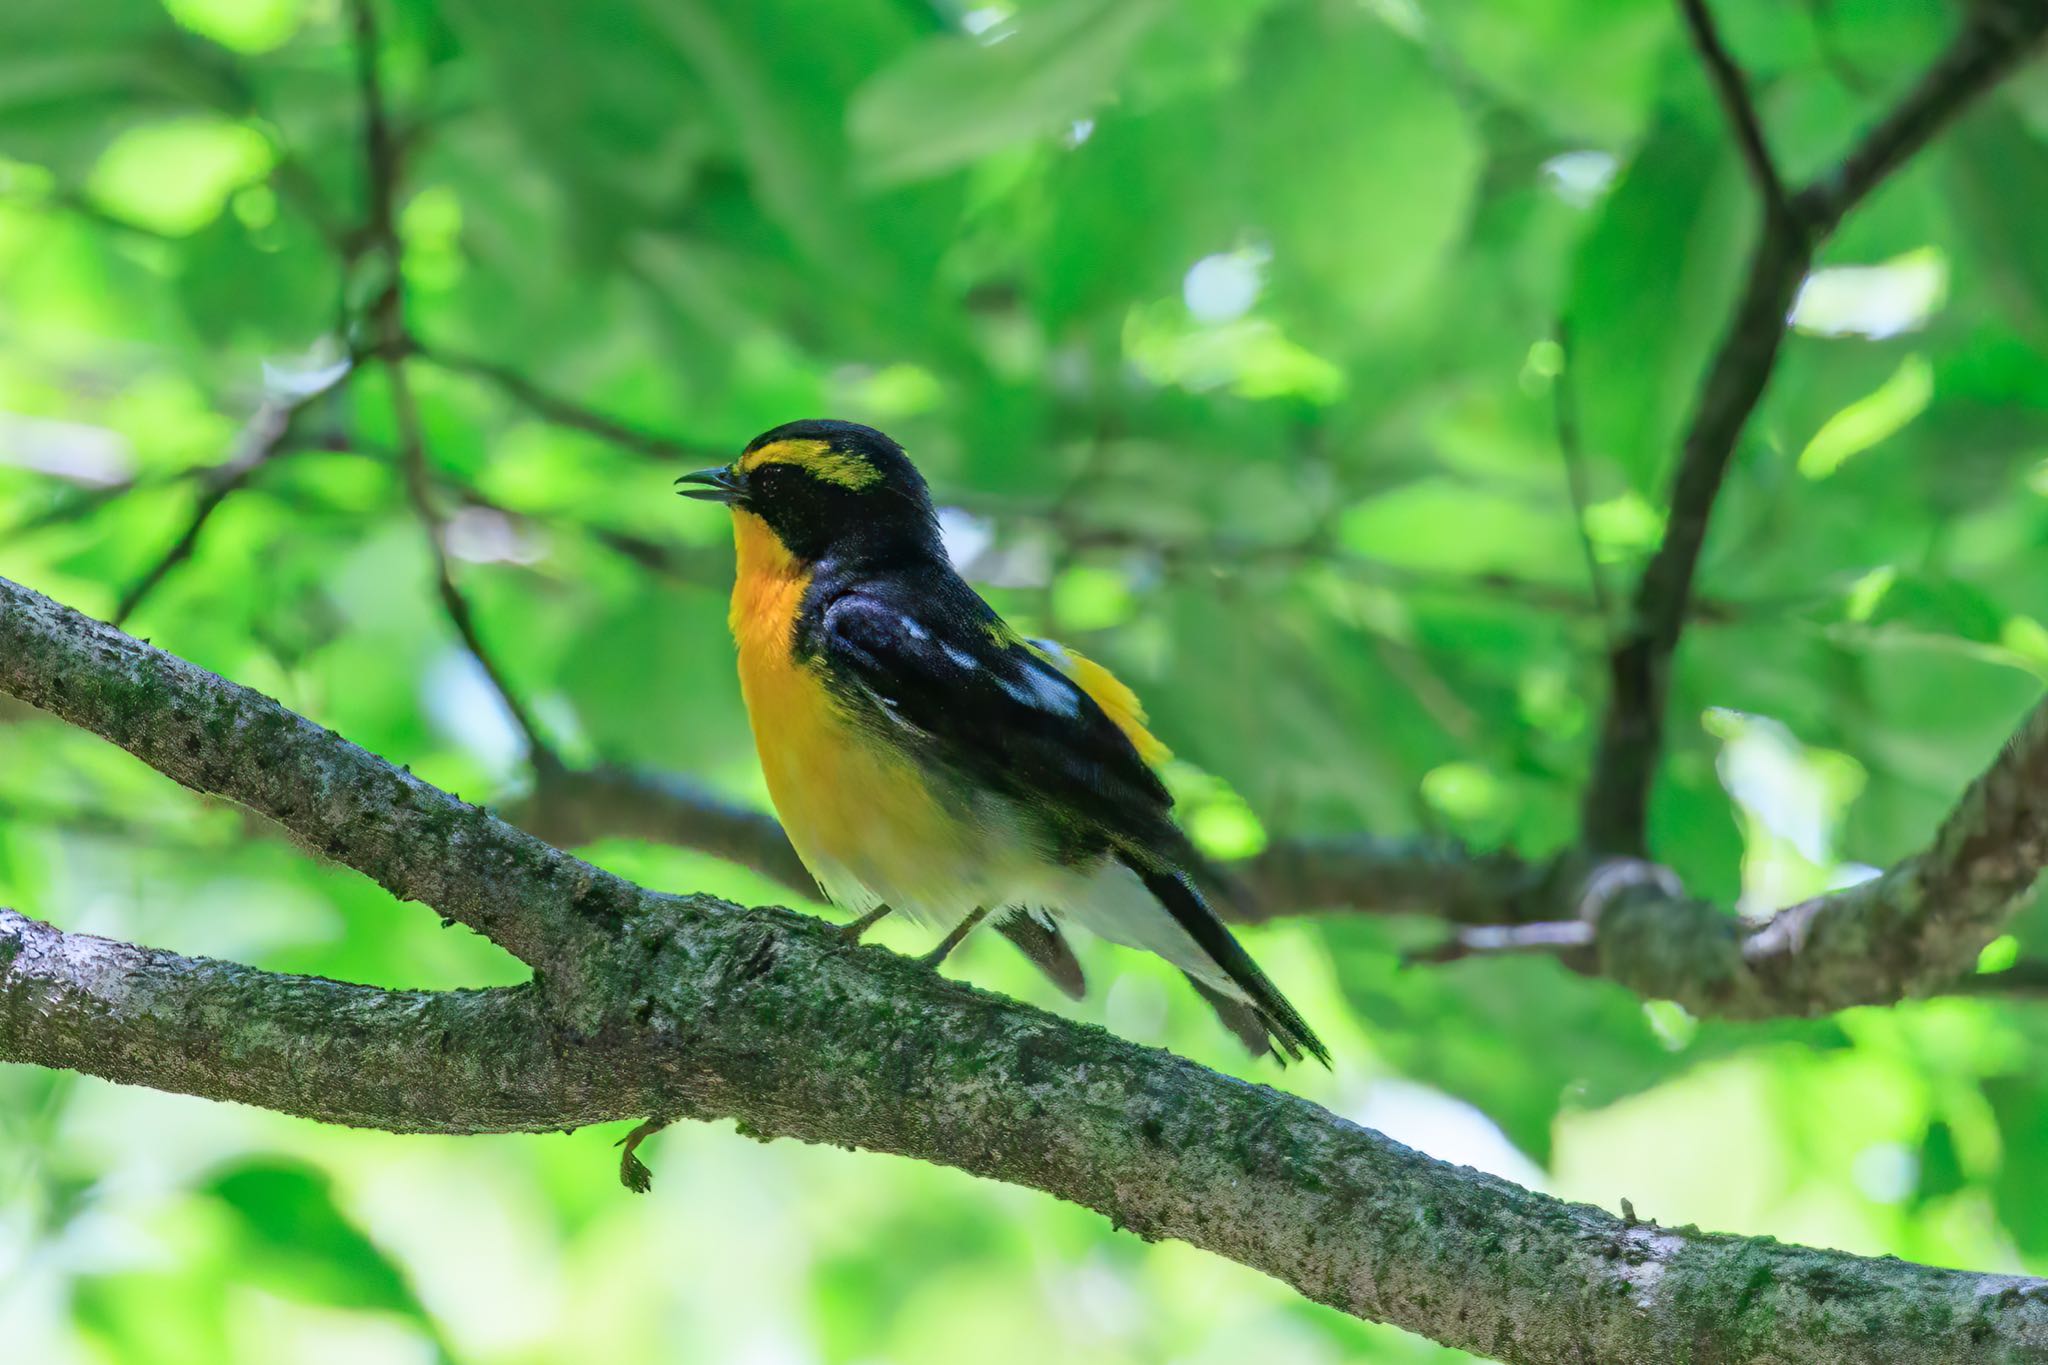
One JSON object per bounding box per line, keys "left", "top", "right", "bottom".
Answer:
{"left": 675, "top": 466, "right": 743, "bottom": 504}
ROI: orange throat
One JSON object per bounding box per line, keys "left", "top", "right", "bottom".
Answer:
{"left": 724, "top": 507, "right": 960, "bottom": 914}
{"left": 728, "top": 507, "right": 810, "bottom": 658}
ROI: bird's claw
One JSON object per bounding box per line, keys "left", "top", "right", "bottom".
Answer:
{"left": 616, "top": 1116, "right": 673, "bottom": 1193}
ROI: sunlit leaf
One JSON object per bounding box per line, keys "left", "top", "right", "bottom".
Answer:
{"left": 850, "top": 0, "right": 1170, "bottom": 187}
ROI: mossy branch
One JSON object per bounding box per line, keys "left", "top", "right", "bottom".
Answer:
{"left": 6, "top": 576, "right": 2048, "bottom": 1364}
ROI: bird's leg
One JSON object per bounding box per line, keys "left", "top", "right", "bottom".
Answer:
{"left": 616, "top": 1115, "right": 674, "bottom": 1194}
{"left": 917, "top": 905, "right": 992, "bottom": 969}
{"left": 837, "top": 903, "right": 894, "bottom": 944}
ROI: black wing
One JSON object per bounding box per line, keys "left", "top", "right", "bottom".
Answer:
{"left": 818, "top": 589, "right": 1328, "bottom": 1065}
{"left": 816, "top": 590, "right": 1175, "bottom": 851}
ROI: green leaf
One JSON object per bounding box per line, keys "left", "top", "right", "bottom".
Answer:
{"left": 1944, "top": 107, "right": 2048, "bottom": 354}
{"left": 1339, "top": 478, "right": 1582, "bottom": 578}
{"left": 0, "top": 0, "right": 239, "bottom": 179}
{"left": 1033, "top": 97, "right": 1231, "bottom": 328}
{"left": 1987, "top": 1075, "right": 2048, "bottom": 1254}
{"left": 1797, "top": 352, "right": 1933, "bottom": 479}
{"left": 1233, "top": 8, "right": 1480, "bottom": 333}
{"left": 1432, "top": 0, "right": 1672, "bottom": 143}
{"left": 436, "top": 0, "right": 707, "bottom": 225}
{"left": 850, "top": 0, "right": 1170, "bottom": 187}
{"left": 206, "top": 1158, "right": 429, "bottom": 1319}
{"left": 1564, "top": 112, "right": 1752, "bottom": 489}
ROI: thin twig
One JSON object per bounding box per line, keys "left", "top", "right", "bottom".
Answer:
{"left": 349, "top": 0, "right": 560, "bottom": 774}
{"left": 416, "top": 344, "right": 722, "bottom": 463}
{"left": 112, "top": 371, "right": 352, "bottom": 626}
{"left": 1952, "top": 961, "right": 2048, "bottom": 996}
{"left": 348, "top": 0, "right": 400, "bottom": 280}
{"left": 1676, "top": 0, "right": 1793, "bottom": 218}
{"left": 402, "top": 422, "right": 563, "bottom": 770}
{"left": 1408, "top": 920, "right": 1595, "bottom": 967}
{"left": 980, "top": 500, "right": 1754, "bottom": 623}
{"left": 1550, "top": 322, "right": 1614, "bottom": 635}
{"left": 1795, "top": 3, "right": 2048, "bottom": 234}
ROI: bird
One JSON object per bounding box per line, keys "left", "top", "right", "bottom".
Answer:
{"left": 677, "top": 419, "right": 1327, "bottom": 1064}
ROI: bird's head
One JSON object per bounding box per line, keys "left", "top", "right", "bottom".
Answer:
{"left": 676, "top": 419, "right": 941, "bottom": 563}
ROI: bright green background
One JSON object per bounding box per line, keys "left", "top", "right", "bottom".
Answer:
{"left": 4, "top": 0, "right": 2048, "bottom": 1361}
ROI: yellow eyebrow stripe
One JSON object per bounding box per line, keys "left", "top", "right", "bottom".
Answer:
{"left": 738, "top": 438, "right": 882, "bottom": 490}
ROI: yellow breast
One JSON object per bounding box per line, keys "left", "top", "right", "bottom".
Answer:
{"left": 727, "top": 511, "right": 975, "bottom": 919}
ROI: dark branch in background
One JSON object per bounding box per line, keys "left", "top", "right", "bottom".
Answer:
{"left": 979, "top": 500, "right": 1742, "bottom": 623}
{"left": 1676, "top": 0, "right": 1792, "bottom": 216}
{"left": 350, "top": 0, "right": 560, "bottom": 776}
{"left": 507, "top": 765, "right": 1556, "bottom": 927}
{"left": 1959, "top": 959, "right": 2048, "bottom": 996}
{"left": 514, "top": 765, "right": 813, "bottom": 893}
{"left": 112, "top": 367, "right": 355, "bottom": 627}
{"left": 3, "top": 577, "right": 2045, "bottom": 1365}
{"left": 426, "top": 476, "right": 734, "bottom": 590}
{"left": 346, "top": 0, "right": 399, "bottom": 284}
{"left": 506, "top": 686, "right": 2048, "bottom": 1019}
{"left": 390, "top": 359, "right": 562, "bottom": 772}
{"left": 1798, "top": 1, "right": 2048, "bottom": 234}
{"left": 1581, "top": 3, "right": 2048, "bottom": 855}
{"left": 415, "top": 344, "right": 724, "bottom": 464}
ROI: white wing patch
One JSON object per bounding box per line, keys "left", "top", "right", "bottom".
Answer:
{"left": 1001, "top": 660, "right": 1081, "bottom": 717}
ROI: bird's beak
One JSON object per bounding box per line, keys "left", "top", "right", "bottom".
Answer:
{"left": 675, "top": 466, "right": 743, "bottom": 504}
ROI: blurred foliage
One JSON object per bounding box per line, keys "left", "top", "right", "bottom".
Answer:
{"left": 2, "top": 0, "right": 2048, "bottom": 1361}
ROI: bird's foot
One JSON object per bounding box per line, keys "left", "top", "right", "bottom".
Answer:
{"left": 916, "top": 905, "right": 991, "bottom": 969}
{"left": 616, "top": 1115, "right": 673, "bottom": 1193}
{"left": 837, "top": 904, "right": 893, "bottom": 945}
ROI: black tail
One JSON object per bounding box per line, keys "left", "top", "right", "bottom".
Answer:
{"left": 1118, "top": 848, "right": 1330, "bottom": 1067}
{"left": 1182, "top": 973, "right": 1282, "bottom": 1061}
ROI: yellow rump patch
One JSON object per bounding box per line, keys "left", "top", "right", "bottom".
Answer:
{"left": 1030, "top": 638, "right": 1173, "bottom": 767}
{"left": 738, "top": 438, "right": 882, "bottom": 490}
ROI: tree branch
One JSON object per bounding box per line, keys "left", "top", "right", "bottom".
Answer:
{"left": 1796, "top": 0, "right": 2048, "bottom": 235}
{"left": 514, "top": 763, "right": 814, "bottom": 893}
{"left": 1581, "top": 5, "right": 2048, "bottom": 855}
{"left": 507, "top": 761, "right": 1555, "bottom": 929}
{"left": 113, "top": 364, "right": 355, "bottom": 627}
{"left": 510, "top": 711, "right": 2048, "bottom": 1020}
{"left": 1, "top": 590, "right": 2044, "bottom": 1361}
{"left": 414, "top": 343, "right": 724, "bottom": 464}
{"left": 0, "top": 576, "right": 616, "bottom": 978}
{"left": 1458, "top": 693, "right": 2048, "bottom": 1015}
{"left": 1676, "top": 0, "right": 1791, "bottom": 216}
{"left": 0, "top": 909, "right": 586, "bottom": 1133}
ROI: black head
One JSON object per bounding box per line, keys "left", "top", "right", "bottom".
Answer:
{"left": 677, "top": 419, "right": 941, "bottom": 562}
